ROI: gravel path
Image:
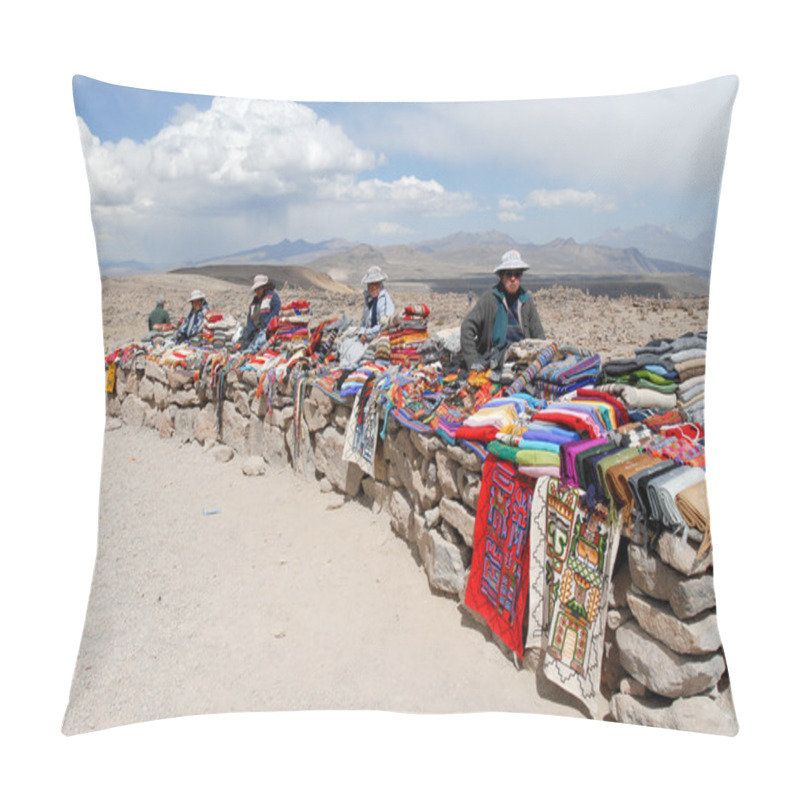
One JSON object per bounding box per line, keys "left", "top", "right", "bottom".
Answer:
{"left": 63, "top": 424, "right": 591, "bottom": 734}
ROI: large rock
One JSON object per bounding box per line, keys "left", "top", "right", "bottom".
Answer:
{"left": 242, "top": 455, "right": 266, "bottom": 476}
{"left": 286, "top": 417, "right": 315, "bottom": 478}
{"left": 410, "top": 430, "right": 442, "bottom": 459}
{"left": 435, "top": 451, "right": 460, "bottom": 499}
{"left": 656, "top": 531, "right": 712, "bottom": 576}
{"left": 609, "top": 555, "right": 633, "bottom": 608}
{"left": 456, "top": 466, "right": 481, "bottom": 510}
{"left": 194, "top": 403, "right": 219, "bottom": 445}
{"left": 628, "top": 543, "right": 716, "bottom": 619}
{"left": 444, "top": 444, "right": 483, "bottom": 472}
{"left": 261, "top": 423, "right": 288, "bottom": 466}
{"left": 144, "top": 360, "right": 168, "bottom": 384}
{"left": 362, "top": 477, "right": 393, "bottom": 513}
{"left": 610, "top": 692, "right": 738, "bottom": 736}
{"left": 439, "top": 497, "right": 476, "bottom": 547}
{"left": 389, "top": 489, "right": 414, "bottom": 541}
{"left": 219, "top": 401, "right": 249, "bottom": 453}
{"left": 312, "top": 426, "right": 362, "bottom": 495}
{"left": 616, "top": 621, "right": 727, "bottom": 699}
{"left": 121, "top": 395, "right": 148, "bottom": 428}
{"left": 166, "top": 369, "right": 194, "bottom": 391}
{"left": 172, "top": 408, "right": 196, "bottom": 443}
{"left": 303, "top": 394, "right": 330, "bottom": 432}
{"left": 153, "top": 380, "right": 169, "bottom": 410}
{"left": 419, "top": 528, "right": 467, "bottom": 597}
{"left": 138, "top": 376, "right": 155, "bottom": 402}
{"left": 627, "top": 587, "right": 722, "bottom": 655}
{"left": 173, "top": 387, "right": 200, "bottom": 408}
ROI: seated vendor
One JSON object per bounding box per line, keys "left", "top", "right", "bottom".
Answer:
{"left": 460, "top": 250, "right": 545, "bottom": 370}
{"left": 241, "top": 274, "right": 281, "bottom": 351}
{"left": 174, "top": 289, "right": 209, "bottom": 343}
{"left": 357, "top": 265, "right": 394, "bottom": 344}
{"left": 148, "top": 296, "right": 170, "bottom": 330}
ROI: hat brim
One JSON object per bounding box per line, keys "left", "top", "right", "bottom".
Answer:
{"left": 493, "top": 264, "right": 530, "bottom": 274}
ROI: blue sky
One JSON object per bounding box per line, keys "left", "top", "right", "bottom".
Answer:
{"left": 73, "top": 75, "right": 737, "bottom": 268}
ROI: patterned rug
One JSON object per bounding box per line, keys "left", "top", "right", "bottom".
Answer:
{"left": 527, "top": 478, "right": 621, "bottom": 718}
{"left": 342, "top": 374, "right": 383, "bottom": 477}
{"left": 464, "top": 454, "right": 535, "bottom": 659}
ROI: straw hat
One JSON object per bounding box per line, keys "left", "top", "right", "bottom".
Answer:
{"left": 492, "top": 250, "right": 530, "bottom": 274}
{"left": 187, "top": 289, "right": 206, "bottom": 302}
{"left": 361, "top": 265, "right": 389, "bottom": 285}
{"left": 250, "top": 274, "right": 270, "bottom": 292}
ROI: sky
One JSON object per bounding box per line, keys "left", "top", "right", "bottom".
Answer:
{"left": 73, "top": 74, "right": 738, "bottom": 269}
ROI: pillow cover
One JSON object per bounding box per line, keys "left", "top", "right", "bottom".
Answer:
{"left": 63, "top": 75, "right": 739, "bottom": 736}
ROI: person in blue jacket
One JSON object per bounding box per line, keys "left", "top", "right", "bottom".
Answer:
{"left": 241, "top": 274, "right": 281, "bottom": 351}
{"left": 174, "top": 289, "right": 209, "bottom": 343}
{"left": 357, "top": 265, "right": 394, "bottom": 343}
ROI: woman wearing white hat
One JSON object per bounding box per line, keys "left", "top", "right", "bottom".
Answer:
{"left": 357, "top": 265, "right": 395, "bottom": 344}
{"left": 241, "top": 274, "right": 281, "bottom": 351}
{"left": 175, "top": 289, "right": 209, "bottom": 343}
{"left": 460, "top": 250, "right": 545, "bottom": 370}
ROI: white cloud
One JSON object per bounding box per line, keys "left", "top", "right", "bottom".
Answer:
{"left": 79, "top": 99, "right": 477, "bottom": 262}
{"left": 525, "top": 189, "right": 617, "bottom": 212}
{"left": 348, "top": 77, "right": 738, "bottom": 195}
{"left": 376, "top": 221, "right": 414, "bottom": 236}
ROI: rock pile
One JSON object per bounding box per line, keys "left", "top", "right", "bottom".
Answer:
{"left": 604, "top": 525, "right": 737, "bottom": 734}
{"left": 105, "top": 352, "right": 736, "bottom": 734}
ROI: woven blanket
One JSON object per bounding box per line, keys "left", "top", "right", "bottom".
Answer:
{"left": 464, "top": 455, "right": 535, "bottom": 659}
{"left": 527, "top": 478, "right": 621, "bottom": 718}
{"left": 342, "top": 374, "right": 383, "bottom": 477}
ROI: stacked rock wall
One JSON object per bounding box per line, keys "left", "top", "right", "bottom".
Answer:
{"left": 105, "top": 354, "right": 736, "bottom": 733}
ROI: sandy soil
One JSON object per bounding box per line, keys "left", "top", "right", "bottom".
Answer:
{"left": 101, "top": 272, "right": 709, "bottom": 361}
{"left": 63, "top": 424, "right": 590, "bottom": 734}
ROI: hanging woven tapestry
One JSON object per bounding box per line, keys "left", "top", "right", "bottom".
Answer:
{"left": 343, "top": 373, "right": 383, "bottom": 477}
{"left": 527, "top": 477, "right": 621, "bottom": 717}
{"left": 464, "top": 454, "right": 535, "bottom": 659}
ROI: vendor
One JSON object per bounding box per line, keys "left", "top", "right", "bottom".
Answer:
{"left": 460, "top": 250, "right": 545, "bottom": 370}
{"left": 241, "top": 274, "right": 281, "bottom": 351}
{"left": 174, "top": 289, "right": 209, "bottom": 343}
{"left": 357, "top": 265, "right": 394, "bottom": 344}
{"left": 148, "top": 296, "right": 170, "bottom": 330}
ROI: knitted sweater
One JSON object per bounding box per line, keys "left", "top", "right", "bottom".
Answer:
{"left": 460, "top": 283, "right": 545, "bottom": 366}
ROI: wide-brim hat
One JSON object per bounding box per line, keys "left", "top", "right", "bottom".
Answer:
{"left": 361, "top": 265, "right": 389, "bottom": 285}
{"left": 251, "top": 274, "right": 270, "bottom": 292}
{"left": 187, "top": 289, "right": 206, "bottom": 302}
{"left": 492, "top": 249, "right": 530, "bottom": 274}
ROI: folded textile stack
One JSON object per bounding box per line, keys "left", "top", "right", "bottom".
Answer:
{"left": 339, "top": 362, "right": 389, "bottom": 397}
{"left": 271, "top": 299, "right": 312, "bottom": 350}
{"left": 387, "top": 304, "right": 430, "bottom": 367}
{"left": 598, "top": 332, "right": 706, "bottom": 424}
{"left": 202, "top": 311, "right": 238, "bottom": 350}
{"left": 531, "top": 347, "right": 601, "bottom": 399}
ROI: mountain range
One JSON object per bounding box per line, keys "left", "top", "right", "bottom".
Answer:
{"left": 102, "top": 225, "right": 714, "bottom": 297}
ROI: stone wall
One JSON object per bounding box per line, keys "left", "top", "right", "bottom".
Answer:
{"left": 105, "top": 354, "right": 736, "bottom": 733}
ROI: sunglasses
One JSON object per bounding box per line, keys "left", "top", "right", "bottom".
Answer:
{"left": 502, "top": 270, "right": 524, "bottom": 279}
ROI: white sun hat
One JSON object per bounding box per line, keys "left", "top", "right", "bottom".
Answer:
{"left": 187, "top": 289, "right": 206, "bottom": 302}
{"left": 492, "top": 250, "right": 530, "bottom": 274}
{"left": 250, "top": 274, "right": 270, "bottom": 292}
{"left": 361, "top": 265, "right": 389, "bottom": 285}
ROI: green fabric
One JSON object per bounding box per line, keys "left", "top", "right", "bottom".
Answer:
{"left": 148, "top": 304, "right": 170, "bottom": 329}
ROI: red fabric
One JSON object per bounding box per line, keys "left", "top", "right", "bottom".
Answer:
{"left": 464, "top": 455, "right": 534, "bottom": 658}
{"left": 576, "top": 387, "right": 629, "bottom": 425}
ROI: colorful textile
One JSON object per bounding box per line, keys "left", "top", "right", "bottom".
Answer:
{"left": 527, "top": 478, "right": 621, "bottom": 718}
{"left": 343, "top": 374, "right": 383, "bottom": 477}
{"left": 464, "top": 455, "right": 535, "bottom": 659}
